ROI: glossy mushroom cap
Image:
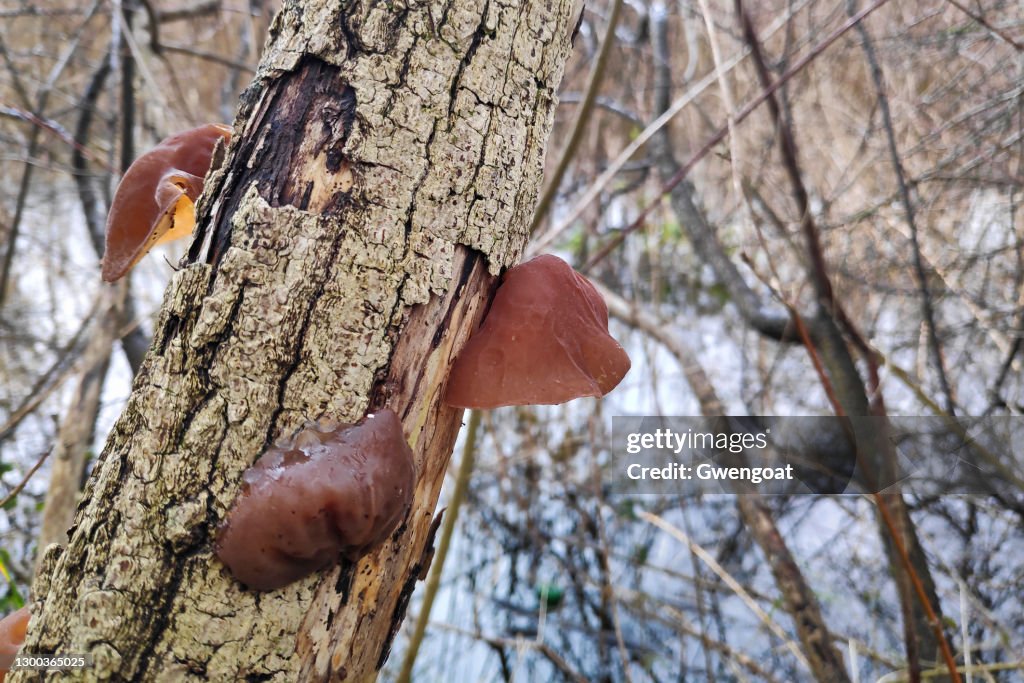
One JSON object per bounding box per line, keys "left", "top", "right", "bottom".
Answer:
{"left": 216, "top": 409, "right": 416, "bottom": 591}
{"left": 445, "top": 254, "right": 631, "bottom": 409}
{"left": 101, "top": 123, "right": 233, "bottom": 282}
{"left": 0, "top": 606, "right": 29, "bottom": 678}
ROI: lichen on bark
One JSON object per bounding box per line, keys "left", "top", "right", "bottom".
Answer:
{"left": 15, "top": 0, "right": 580, "bottom": 680}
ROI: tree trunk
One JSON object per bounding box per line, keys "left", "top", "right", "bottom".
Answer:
{"left": 15, "top": 0, "right": 580, "bottom": 679}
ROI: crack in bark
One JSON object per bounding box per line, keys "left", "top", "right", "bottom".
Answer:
{"left": 446, "top": 0, "right": 490, "bottom": 119}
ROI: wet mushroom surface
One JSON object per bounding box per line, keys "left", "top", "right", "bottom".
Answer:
{"left": 215, "top": 409, "right": 416, "bottom": 591}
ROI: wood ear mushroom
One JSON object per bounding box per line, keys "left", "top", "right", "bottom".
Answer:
{"left": 216, "top": 409, "right": 416, "bottom": 591}
{"left": 445, "top": 254, "right": 631, "bottom": 408}
{"left": 101, "top": 123, "right": 232, "bottom": 282}
{"left": 0, "top": 607, "right": 29, "bottom": 681}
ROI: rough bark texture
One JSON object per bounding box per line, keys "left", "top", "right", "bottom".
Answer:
{"left": 16, "top": 0, "right": 579, "bottom": 679}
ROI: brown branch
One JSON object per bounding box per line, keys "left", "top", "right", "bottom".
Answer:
{"left": 736, "top": 4, "right": 962, "bottom": 680}
{"left": 788, "top": 308, "right": 845, "bottom": 416}
{"left": 0, "top": 449, "right": 52, "bottom": 510}
{"left": 848, "top": 0, "right": 956, "bottom": 415}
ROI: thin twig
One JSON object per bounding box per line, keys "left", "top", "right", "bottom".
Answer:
{"left": 695, "top": 0, "right": 755, "bottom": 234}
{"left": 432, "top": 623, "right": 589, "bottom": 683}
{"left": 848, "top": 0, "right": 956, "bottom": 414}
{"left": 556, "top": 93, "right": 642, "bottom": 126}
{"left": 160, "top": 43, "right": 257, "bottom": 73}
{"left": 960, "top": 580, "right": 973, "bottom": 683}
{"left": 0, "top": 449, "right": 52, "bottom": 509}
{"left": 640, "top": 511, "right": 813, "bottom": 673}
{"left": 0, "top": 107, "right": 114, "bottom": 173}
{"left": 157, "top": 0, "right": 222, "bottom": 23}
{"left": 612, "top": 584, "right": 784, "bottom": 683}
{"left": 0, "top": 294, "right": 101, "bottom": 447}
{"left": 528, "top": 0, "right": 815, "bottom": 256}
{"left": 590, "top": 466, "right": 634, "bottom": 683}
{"left": 942, "top": 0, "right": 1024, "bottom": 52}
{"left": 882, "top": 360, "right": 1024, "bottom": 491}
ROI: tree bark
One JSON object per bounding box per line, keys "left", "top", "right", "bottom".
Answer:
{"left": 15, "top": 0, "right": 580, "bottom": 679}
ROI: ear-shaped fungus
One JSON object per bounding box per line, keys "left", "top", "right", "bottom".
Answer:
{"left": 0, "top": 606, "right": 29, "bottom": 680}
{"left": 216, "top": 409, "right": 416, "bottom": 591}
{"left": 445, "top": 254, "right": 631, "bottom": 408}
{"left": 101, "top": 123, "right": 233, "bottom": 282}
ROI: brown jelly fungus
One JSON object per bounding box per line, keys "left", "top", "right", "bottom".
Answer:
{"left": 445, "top": 254, "right": 631, "bottom": 408}
{"left": 216, "top": 409, "right": 416, "bottom": 591}
{"left": 0, "top": 607, "right": 29, "bottom": 680}
{"left": 101, "top": 123, "right": 232, "bottom": 282}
